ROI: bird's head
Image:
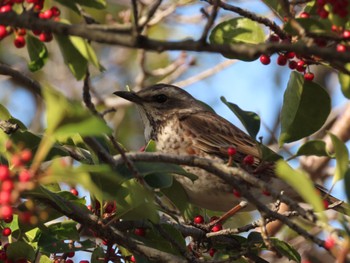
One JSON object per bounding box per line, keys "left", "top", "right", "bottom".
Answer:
{"left": 114, "top": 84, "right": 206, "bottom": 120}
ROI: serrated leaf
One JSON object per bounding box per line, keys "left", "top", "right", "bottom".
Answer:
{"left": 279, "top": 72, "right": 330, "bottom": 145}
{"left": 329, "top": 133, "right": 349, "bottom": 183}
{"left": 221, "top": 96, "right": 260, "bottom": 138}
{"left": 339, "top": 64, "right": 350, "bottom": 99}
{"left": 275, "top": 160, "right": 326, "bottom": 222}
{"left": 6, "top": 241, "right": 36, "bottom": 262}
{"left": 270, "top": 238, "right": 301, "bottom": 263}
{"left": 27, "top": 34, "right": 48, "bottom": 72}
{"left": 209, "top": 18, "right": 264, "bottom": 60}
{"left": 54, "top": 34, "right": 87, "bottom": 80}
{"left": 296, "top": 140, "right": 330, "bottom": 157}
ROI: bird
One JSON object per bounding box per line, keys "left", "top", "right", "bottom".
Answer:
{"left": 114, "top": 83, "right": 345, "bottom": 213}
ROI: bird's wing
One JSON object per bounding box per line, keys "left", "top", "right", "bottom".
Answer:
{"left": 179, "top": 111, "right": 261, "bottom": 160}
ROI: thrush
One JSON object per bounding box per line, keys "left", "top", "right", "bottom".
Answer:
{"left": 114, "top": 84, "right": 343, "bottom": 212}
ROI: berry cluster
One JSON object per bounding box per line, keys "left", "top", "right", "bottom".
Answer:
{"left": 260, "top": 34, "right": 316, "bottom": 81}
{"left": 0, "top": 0, "right": 61, "bottom": 48}
{"left": 316, "top": 0, "right": 349, "bottom": 19}
{"left": 192, "top": 215, "right": 223, "bottom": 257}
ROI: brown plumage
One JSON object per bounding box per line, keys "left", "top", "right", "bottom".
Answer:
{"left": 114, "top": 84, "right": 346, "bottom": 213}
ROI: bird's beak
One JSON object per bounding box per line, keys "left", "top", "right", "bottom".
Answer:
{"left": 113, "top": 91, "right": 143, "bottom": 104}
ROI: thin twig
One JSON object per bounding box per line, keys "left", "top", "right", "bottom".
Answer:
{"left": 199, "top": 0, "right": 220, "bottom": 43}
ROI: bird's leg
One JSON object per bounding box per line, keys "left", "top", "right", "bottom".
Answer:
{"left": 208, "top": 201, "right": 248, "bottom": 228}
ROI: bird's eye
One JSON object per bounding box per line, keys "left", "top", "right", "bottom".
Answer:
{"left": 153, "top": 94, "right": 168, "bottom": 103}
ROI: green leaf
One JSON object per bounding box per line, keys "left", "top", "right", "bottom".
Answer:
{"left": 144, "top": 173, "right": 173, "bottom": 188}
{"left": 284, "top": 18, "right": 331, "bottom": 35}
{"left": 329, "top": 133, "right": 349, "bottom": 183}
{"left": 55, "top": 0, "right": 106, "bottom": 9}
{"left": 0, "top": 104, "right": 11, "bottom": 119}
{"left": 275, "top": 160, "right": 326, "bottom": 221}
{"left": 43, "top": 87, "right": 112, "bottom": 137}
{"left": 6, "top": 241, "right": 36, "bottom": 262}
{"left": 279, "top": 72, "right": 330, "bottom": 145}
{"left": 296, "top": 140, "right": 330, "bottom": 157}
{"left": 209, "top": 18, "right": 264, "bottom": 61}
{"left": 70, "top": 36, "right": 103, "bottom": 70}
{"left": 54, "top": 34, "right": 88, "bottom": 80}
{"left": 53, "top": 0, "right": 79, "bottom": 13}
{"left": 160, "top": 180, "right": 189, "bottom": 213}
{"left": 26, "top": 34, "right": 48, "bottom": 72}
{"left": 47, "top": 221, "right": 80, "bottom": 240}
{"left": 261, "top": 0, "right": 286, "bottom": 19}
{"left": 113, "top": 179, "right": 159, "bottom": 222}
{"left": 344, "top": 169, "right": 350, "bottom": 203}
{"left": 145, "top": 140, "right": 157, "bottom": 152}
{"left": 39, "top": 255, "right": 52, "bottom": 263}
{"left": 339, "top": 64, "right": 350, "bottom": 99}
{"left": 91, "top": 247, "right": 105, "bottom": 263}
{"left": 221, "top": 96, "right": 260, "bottom": 138}
{"left": 270, "top": 238, "right": 301, "bottom": 263}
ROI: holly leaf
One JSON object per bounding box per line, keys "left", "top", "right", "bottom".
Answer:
{"left": 279, "top": 72, "right": 330, "bottom": 145}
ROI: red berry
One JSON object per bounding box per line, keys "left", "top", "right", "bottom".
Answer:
{"left": 0, "top": 191, "right": 11, "bottom": 205}
{"left": 39, "top": 9, "right": 53, "bottom": 19}
{"left": 286, "top": 52, "right": 295, "bottom": 59}
{"left": 79, "top": 261, "right": 89, "bottom": 263}
{"left": 300, "top": 11, "right": 310, "bottom": 18}
{"left": 268, "top": 34, "right": 280, "bottom": 42}
{"left": 66, "top": 260, "right": 73, "bottom": 263}
{"left": 134, "top": 227, "right": 145, "bottom": 236}
{"left": 318, "top": 8, "right": 329, "bottom": 18}
{"left": 337, "top": 44, "right": 347, "bottom": 52}
{"left": 277, "top": 54, "right": 287, "bottom": 66}
{"left": 0, "top": 205, "right": 13, "bottom": 219}
{"left": 0, "top": 25, "right": 8, "bottom": 39}
{"left": 323, "top": 199, "right": 329, "bottom": 209}
{"left": 209, "top": 248, "right": 216, "bottom": 257}
{"left": 324, "top": 236, "right": 335, "bottom": 249}
{"left": 211, "top": 224, "right": 223, "bottom": 232}
{"left": 0, "top": 5, "right": 12, "bottom": 13}
{"left": 227, "top": 147, "right": 236, "bottom": 156}
{"left": 3, "top": 214, "right": 13, "bottom": 223}
{"left": 19, "top": 169, "right": 32, "bottom": 182}
{"left": 130, "top": 255, "right": 136, "bottom": 262}
{"left": 70, "top": 188, "right": 78, "bottom": 196}
{"left": 2, "top": 227, "right": 11, "bottom": 236}
{"left": 304, "top": 72, "right": 314, "bottom": 81}
{"left": 0, "top": 251, "right": 6, "bottom": 260}
{"left": 17, "top": 28, "right": 26, "bottom": 36}
{"left": 259, "top": 54, "right": 271, "bottom": 65}
{"left": 51, "top": 6, "right": 60, "bottom": 17}
{"left": 11, "top": 154, "right": 23, "bottom": 167}
{"left": 243, "top": 155, "right": 254, "bottom": 165}
{"left": 233, "top": 189, "right": 241, "bottom": 198}
{"left": 343, "top": 30, "right": 350, "bottom": 39}
{"left": 296, "top": 60, "right": 306, "bottom": 72}
{"left": 20, "top": 149, "right": 32, "bottom": 162}
{"left": 1, "top": 180, "right": 13, "bottom": 192}
{"left": 39, "top": 32, "right": 53, "bottom": 42}
{"left": 0, "top": 165, "right": 10, "bottom": 181}
{"left": 32, "top": 29, "right": 41, "bottom": 36}
{"left": 288, "top": 60, "right": 297, "bottom": 70}
{"left": 67, "top": 252, "right": 75, "bottom": 258}
{"left": 262, "top": 190, "right": 271, "bottom": 196}
{"left": 104, "top": 202, "right": 116, "bottom": 213}
{"left": 193, "top": 215, "right": 204, "bottom": 224}
{"left": 14, "top": 35, "right": 26, "bottom": 48}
